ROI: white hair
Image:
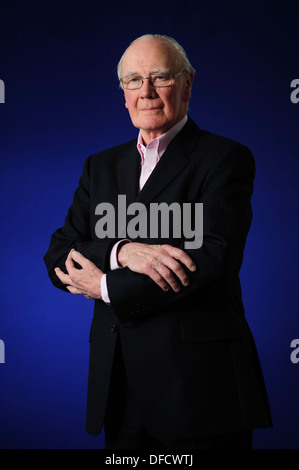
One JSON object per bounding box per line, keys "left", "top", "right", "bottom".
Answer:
{"left": 117, "top": 34, "right": 195, "bottom": 80}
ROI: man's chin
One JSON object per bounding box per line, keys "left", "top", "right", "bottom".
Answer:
{"left": 135, "top": 117, "right": 168, "bottom": 132}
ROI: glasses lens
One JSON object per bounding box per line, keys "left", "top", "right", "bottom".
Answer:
{"left": 121, "top": 73, "right": 176, "bottom": 89}
{"left": 122, "top": 76, "right": 143, "bottom": 89}
{"left": 151, "top": 73, "right": 172, "bottom": 87}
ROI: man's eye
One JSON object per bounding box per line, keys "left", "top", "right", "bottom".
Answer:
{"left": 154, "top": 75, "right": 168, "bottom": 80}
{"left": 129, "top": 76, "right": 141, "bottom": 83}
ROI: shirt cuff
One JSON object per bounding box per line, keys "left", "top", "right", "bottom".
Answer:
{"left": 102, "top": 240, "right": 131, "bottom": 304}
{"left": 110, "top": 239, "right": 131, "bottom": 270}
{"left": 101, "top": 274, "right": 111, "bottom": 304}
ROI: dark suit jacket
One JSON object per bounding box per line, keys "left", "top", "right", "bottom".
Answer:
{"left": 44, "top": 117, "right": 272, "bottom": 439}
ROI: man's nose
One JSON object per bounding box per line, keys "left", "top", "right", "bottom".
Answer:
{"left": 140, "top": 78, "right": 158, "bottom": 98}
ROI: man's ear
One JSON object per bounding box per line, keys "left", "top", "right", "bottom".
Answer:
{"left": 125, "top": 101, "right": 128, "bottom": 109}
{"left": 183, "top": 71, "right": 194, "bottom": 102}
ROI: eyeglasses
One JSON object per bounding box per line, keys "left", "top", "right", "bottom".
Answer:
{"left": 120, "top": 70, "right": 187, "bottom": 90}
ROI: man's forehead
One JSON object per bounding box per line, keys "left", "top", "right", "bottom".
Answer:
{"left": 122, "top": 67, "right": 171, "bottom": 78}
{"left": 122, "top": 39, "right": 176, "bottom": 72}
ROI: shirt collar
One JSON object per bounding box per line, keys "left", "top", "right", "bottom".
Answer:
{"left": 137, "top": 115, "right": 188, "bottom": 161}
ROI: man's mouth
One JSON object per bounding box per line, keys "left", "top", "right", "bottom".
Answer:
{"left": 140, "top": 107, "right": 162, "bottom": 111}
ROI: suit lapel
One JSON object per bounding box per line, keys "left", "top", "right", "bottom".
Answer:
{"left": 135, "top": 117, "right": 200, "bottom": 207}
{"left": 135, "top": 143, "right": 189, "bottom": 207}
{"left": 116, "top": 142, "right": 140, "bottom": 206}
{"left": 116, "top": 117, "right": 200, "bottom": 210}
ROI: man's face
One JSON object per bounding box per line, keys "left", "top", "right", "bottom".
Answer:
{"left": 121, "top": 38, "right": 193, "bottom": 144}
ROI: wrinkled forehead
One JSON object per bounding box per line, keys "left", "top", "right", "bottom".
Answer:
{"left": 121, "top": 38, "right": 179, "bottom": 76}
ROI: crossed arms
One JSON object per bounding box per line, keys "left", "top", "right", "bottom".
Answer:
{"left": 54, "top": 242, "right": 196, "bottom": 300}
{"left": 44, "top": 139, "right": 255, "bottom": 321}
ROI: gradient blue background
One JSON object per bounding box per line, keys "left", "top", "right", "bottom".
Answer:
{"left": 0, "top": 0, "right": 298, "bottom": 449}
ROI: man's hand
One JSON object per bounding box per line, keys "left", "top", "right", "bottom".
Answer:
{"left": 118, "top": 242, "right": 196, "bottom": 293}
{"left": 55, "top": 249, "right": 103, "bottom": 300}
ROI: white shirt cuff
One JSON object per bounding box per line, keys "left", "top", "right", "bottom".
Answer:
{"left": 100, "top": 274, "right": 110, "bottom": 304}
{"left": 101, "top": 239, "right": 131, "bottom": 305}
{"left": 110, "top": 240, "right": 126, "bottom": 270}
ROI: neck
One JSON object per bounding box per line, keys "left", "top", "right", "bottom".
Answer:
{"left": 140, "top": 130, "right": 164, "bottom": 146}
{"left": 139, "top": 115, "right": 188, "bottom": 147}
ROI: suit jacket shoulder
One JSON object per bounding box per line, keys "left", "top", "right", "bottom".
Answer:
{"left": 87, "top": 138, "right": 138, "bottom": 168}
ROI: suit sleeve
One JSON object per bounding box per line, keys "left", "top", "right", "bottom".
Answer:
{"left": 43, "top": 155, "right": 116, "bottom": 291}
{"left": 107, "top": 143, "right": 255, "bottom": 322}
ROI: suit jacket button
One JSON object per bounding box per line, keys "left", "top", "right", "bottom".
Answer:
{"left": 109, "top": 323, "right": 118, "bottom": 333}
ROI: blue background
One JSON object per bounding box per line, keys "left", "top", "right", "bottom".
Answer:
{"left": 0, "top": 0, "right": 298, "bottom": 449}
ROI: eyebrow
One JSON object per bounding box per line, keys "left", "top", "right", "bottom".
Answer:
{"left": 122, "top": 67, "right": 171, "bottom": 78}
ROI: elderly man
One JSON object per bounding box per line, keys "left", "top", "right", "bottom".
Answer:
{"left": 44, "top": 34, "right": 272, "bottom": 449}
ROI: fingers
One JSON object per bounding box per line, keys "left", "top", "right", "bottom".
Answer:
{"left": 64, "top": 251, "right": 76, "bottom": 277}
{"left": 65, "top": 249, "right": 89, "bottom": 273}
{"left": 70, "top": 249, "right": 90, "bottom": 268}
{"left": 54, "top": 250, "right": 103, "bottom": 300}
{"left": 55, "top": 266, "right": 82, "bottom": 291}
{"left": 66, "top": 285, "right": 82, "bottom": 295}
{"left": 138, "top": 261, "right": 173, "bottom": 292}
{"left": 162, "top": 245, "right": 196, "bottom": 272}
{"left": 148, "top": 246, "right": 194, "bottom": 293}
{"left": 64, "top": 249, "right": 95, "bottom": 284}
{"left": 54, "top": 266, "right": 72, "bottom": 285}
{"left": 153, "top": 253, "right": 189, "bottom": 292}
{"left": 117, "top": 242, "right": 196, "bottom": 293}
{"left": 67, "top": 285, "right": 94, "bottom": 300}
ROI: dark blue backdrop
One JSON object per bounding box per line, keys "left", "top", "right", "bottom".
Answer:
{"left": 0, "top": 0, "right": 298, "bottom": 449}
